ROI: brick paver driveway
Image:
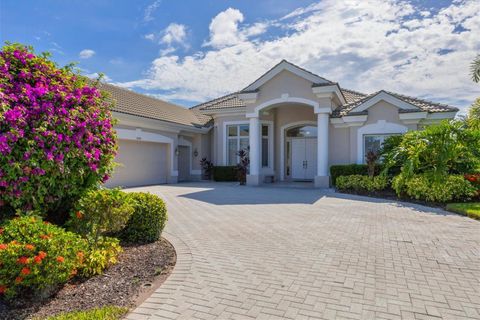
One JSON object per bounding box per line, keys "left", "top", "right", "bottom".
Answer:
{"left": 127, "top": 183, "right": 480, "bottom": 320}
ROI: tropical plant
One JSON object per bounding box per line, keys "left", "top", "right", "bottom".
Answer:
{"left": 236, "top": 149, "right": 249, "bottom": 185}
{"left": 365, "top": 151, "right": 379, "bottom": 177}
{"left": 0, "top": 216, "right": 86, "bottom": 298}
{"left": 383, "top": 120, "right": 480, "bottom": 178}
{"left": 378, "top": 135, "right": 404, "bottom": 174}
{"left": 120, "top": 192, "right": 168, "bottom": 244}
{"left": 466, "top": 98, "right": 480, "bottom": 130}
{"left": 0, "top": 43, "right": 117, "bottom": 220}
{"left": 200, "top": 158, "right": 213, "bottom": 180}
{"left": 471, "top": 54, "right": 480, "bottom": 83}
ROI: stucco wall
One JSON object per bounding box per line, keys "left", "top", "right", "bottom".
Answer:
{"left": 246, "top": 71, "right": 320, "bottom": 115}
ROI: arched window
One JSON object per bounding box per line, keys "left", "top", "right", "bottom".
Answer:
{"left": 286, "top": 125, "right": 318, "bottom": 138}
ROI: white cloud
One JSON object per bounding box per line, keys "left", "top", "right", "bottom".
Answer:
{"left": 161, "top": 23, "right": 187, "bottom": 45}
{"left": 144, "top": 0, "right": 161, "bottom": 22}
{"left": 79, "top": 49, "right": 95, "bottom": 59}
{"left": 121, "top": 0, "right": 480, "bottom": 112}
{"left": 205, "top": 8, "right": 245, "bottom": 48}
{"left": 144, "top": 33, "right": 155, "bottom": 41}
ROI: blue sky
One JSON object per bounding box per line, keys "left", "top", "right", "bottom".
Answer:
{"left": 1, "top": 0, "right": 479, "bottom": 112}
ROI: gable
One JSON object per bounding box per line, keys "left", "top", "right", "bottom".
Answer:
{"left": 242, "top": 60, "right": 332, "bottom": 92}
{"left": 351, "top": 91, "right": 419, "bottom": 113}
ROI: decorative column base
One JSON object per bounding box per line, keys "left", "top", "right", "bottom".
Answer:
{"left": 314, "top": 175, "right": 330, "bottom": 188}
{"left": 246, "top": 174, "right": 261, "bottom": 186}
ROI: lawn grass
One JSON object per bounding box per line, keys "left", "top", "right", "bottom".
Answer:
{"left": 42, "top": 306, "right": 128, "bottom": 320}
{"left": 446, "top": 202, "right": 480, "bottom": 220}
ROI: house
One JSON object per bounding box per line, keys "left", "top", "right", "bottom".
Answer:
{"left": 102, "top": 60, "right": 458, "bottom": 188}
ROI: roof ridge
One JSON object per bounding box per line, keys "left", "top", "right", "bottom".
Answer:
{"left": 383, "top": 90, "right": 456, "bottom": 109}
{"left": 190, "top": 92, "right": 240, "bottom": 110}
{"left": 340, "top": 87, "right": 368, "bottom": 97}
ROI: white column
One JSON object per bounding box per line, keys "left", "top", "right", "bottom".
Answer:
{"left": 247, "top": 116, "right": 260, "bottom": 185}
{"left": 316, "top": 112, "right": 330, "bottom": 187}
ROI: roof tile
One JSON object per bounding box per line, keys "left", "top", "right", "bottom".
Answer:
{"left": 97, "top": 82, "right": 211, "bottom": 127}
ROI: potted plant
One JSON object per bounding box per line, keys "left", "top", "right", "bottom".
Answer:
{"left": 236, "top": 149, "right": 249, "bottom": 185}
{"left": 200, "top": 158, "right": 213, "bottom": 180}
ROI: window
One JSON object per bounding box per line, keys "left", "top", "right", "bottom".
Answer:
{"left": 227, "top": 124, "right": 249, "bottom": 165}
{"left": 363, "top": 134, "right": 396, "bottom": 161}
{"left": 286, "top": 125, "right": 317, "bottom": 138}
{"left": 262, "top": 125, "right": 269, "bottom": 167}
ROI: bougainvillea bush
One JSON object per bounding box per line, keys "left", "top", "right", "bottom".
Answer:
{"left": 0, "top": 216, "right": 87, "bottom": 299}
{"left": 0, "top": 43, "right": 117, "bottom": 218}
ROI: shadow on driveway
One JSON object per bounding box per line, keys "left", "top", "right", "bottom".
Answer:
{"left": 171, "top": 182, "right": 460, "bottom": 216}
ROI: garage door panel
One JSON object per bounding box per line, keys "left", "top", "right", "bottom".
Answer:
{"left": 106, "top": 140, "right": 168, "bottom": 188}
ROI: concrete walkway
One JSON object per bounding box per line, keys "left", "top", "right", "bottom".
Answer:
{"left": 126, "top": 183, "right": 480, "bottom": 320}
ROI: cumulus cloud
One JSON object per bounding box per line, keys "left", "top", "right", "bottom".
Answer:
{"left": 161, "top": 23, "right": 187, "bottom": 45}
{"left": 79, "top": 49, "right": 95, "bottom": 59}
{"left": 203, "top": 8, "right": 269, "bottom": 49}
{"left": 121, "top": 0, "right": 480, "bottom": 112}
{"left": 205, "top": 8, "right": 245, "bottom": 48}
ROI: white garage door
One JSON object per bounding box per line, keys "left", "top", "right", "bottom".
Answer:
{"left": 106, "top": 140, "right": 168, "bottom": 188}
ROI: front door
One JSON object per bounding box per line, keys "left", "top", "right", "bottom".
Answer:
{"left": 178, "top": 146, "right": 190, "bottom": 182}
{"left": 291, "top": 138, "right": 317, "bottom": 180}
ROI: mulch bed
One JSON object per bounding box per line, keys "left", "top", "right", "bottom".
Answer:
{"left": 0, "top": 237, "right": 176, "bottom": 320}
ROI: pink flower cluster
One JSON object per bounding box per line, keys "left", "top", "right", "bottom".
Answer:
{"left": 0, "top": 44, "right": 117, "bottom": 212}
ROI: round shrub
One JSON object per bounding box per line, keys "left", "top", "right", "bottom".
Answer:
{"left": 392, "top": 174, "right": 477, "bottom": 203}
{"left": 120, "top": 192, "right": 167, "bottom": 244}
{"left": 0, "top": 216, "right": 87, "bottom": 299}
{"left": 0, "top": 44, "right": 117, "bottom": 216}
{"left": 69, "top": 188, "right": 134, "bottom": 242}
{"left": 78, "top": 236, "right": 122, "bottom": 277}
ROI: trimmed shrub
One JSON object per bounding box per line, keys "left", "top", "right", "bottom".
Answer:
{"left": 212, "top": 166, "right": 238, "bottom": 181}
{"left": 392, "top": 174, "right": 477, "bottom": 203}
{"left": 0, "top": 43, "right": 117, "bottom": 219}
{"left": 336, "top": 175, "right": 389, "bottom": 193}
{"left": 68, "top": 188, "right": 134, "bottom": 243}
{"left": 78, "top": 236, "right": 122, "bottom": 277}
{"left": 120, "top": 192, "right": 168, "bottom": 244}
{"left": 330, "top": 164, "right": 382, "bottom": 186}
{"left": 0, "top": 216, "right": 86, "bottom": 299}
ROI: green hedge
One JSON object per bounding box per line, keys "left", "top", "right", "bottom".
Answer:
{"left": 330, "top": 164, "right": 382, "bottom": 186}
{"left": 120, "top": 192, "right": 168, "bottom": 244}
{"left": 392, "top": 174, "right": 477, "bottom": 203}
{"left": 336, "top": 175, "right": 389, "bottom": 193}
{"left": 212, "top": 166, "right": 238, "bottom": 182}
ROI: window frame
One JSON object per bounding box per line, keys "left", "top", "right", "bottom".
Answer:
{"left": 223, "top": 121, "right": 273, "bottom": 170}
{"left": 362, "top": 133, "right": 398, "bottom": 163}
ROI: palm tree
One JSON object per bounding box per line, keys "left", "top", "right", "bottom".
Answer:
{"left": 472, "top": 55, "right": 480, "bottom": 83}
